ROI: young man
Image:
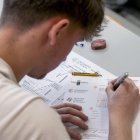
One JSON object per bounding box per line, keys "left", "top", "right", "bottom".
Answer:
{"left": 0, "top": 0, "right": 139, "bottom": 140}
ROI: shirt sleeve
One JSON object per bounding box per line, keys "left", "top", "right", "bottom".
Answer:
{"left": 0, "top": 92, "right": 70, "bottom": 140}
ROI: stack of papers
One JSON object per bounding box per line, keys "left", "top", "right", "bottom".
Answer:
{"left": 20, "top": 51, "right": 140, "bottom": 140}
{"left": 20, "top": 51, "right": 115, "bottom": 105}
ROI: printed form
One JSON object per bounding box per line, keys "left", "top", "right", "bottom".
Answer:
{"left": 63, "top": 76, "right": 109, "bottom": 140}
{"left": 20, "top": 51, "right": 140, "bottom": 140}
{"left": 20, "top": 51, "right": 115, "bottom": 105}
{"left": 63, "top": 76, "right": 140, "bottom": 140}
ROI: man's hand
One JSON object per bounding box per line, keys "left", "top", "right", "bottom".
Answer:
{"left": 52, "top": 103, "right": 88, "bottom": 140}
{"left": 106, "top": 78, "right": 140, "bottom": 140}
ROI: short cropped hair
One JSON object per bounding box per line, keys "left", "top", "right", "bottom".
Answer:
{"left": 0, "top": 0, "right": 104, "bottom": 39}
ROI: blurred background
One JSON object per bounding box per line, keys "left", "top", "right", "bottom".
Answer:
{"left": 104, "top": 0, "right": 140, "bottom": 34}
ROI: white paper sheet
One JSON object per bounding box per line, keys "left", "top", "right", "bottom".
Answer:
{"left": 63, "top": 76, "right": 140, "bottom": 140}
{"left": 20, "top": 51, "right": 115, "bottom": 105}
{"left": 20, "top": 51, "right": 140, "bottom": 140}
{"left": 63, "top": 76, "right": 109, "bottom": 140}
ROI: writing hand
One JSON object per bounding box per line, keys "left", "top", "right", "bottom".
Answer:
{"left": 106, "top": 78, "right": 140, "bottom": 140}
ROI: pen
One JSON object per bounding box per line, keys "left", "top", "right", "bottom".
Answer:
{"left": 114, "top": 72, "right": 129, "bottom": 90}
{"left": 72, "top": 72, "right": 101, "bottom": 77}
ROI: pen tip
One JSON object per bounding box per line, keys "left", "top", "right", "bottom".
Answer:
{"left": 125, "top": 72, "right": 129, "bottom": 76}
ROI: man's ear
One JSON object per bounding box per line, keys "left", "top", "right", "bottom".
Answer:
{"left": 48, "top": 19, "right": 70, "bottom": 46}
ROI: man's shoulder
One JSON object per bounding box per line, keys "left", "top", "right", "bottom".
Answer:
{"left": 0, "top": 74, "right": 70, "bottom": 139}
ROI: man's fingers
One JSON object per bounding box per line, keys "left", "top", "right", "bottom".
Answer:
{"left": 52, "top": 103, "right": 82, "bottom": 110}
{"left": 56, "top": 107, "right": 88, "bottom": 121}
{"left": 106, "top": 78, "right": 123, "bottom": 97}
{"left": 110, "top": 79, "right": 118, "bottom": 85}
{"left": 62, "top": 114, "right": 88, "bottom": 130}
{"left": 117, "top": 78, "right": 139, "bottom": 96}
{"left": 66, "top": 128, "right": 82, "bottom": 140}
{"left": 106, "top": 81, "right": 114, "bottom": 97}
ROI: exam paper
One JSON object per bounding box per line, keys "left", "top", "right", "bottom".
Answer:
{"left": 19, "top": 51, "right": 140, "bottom": 140}
{"left": 63, "top": 76, "right": 140, "bottom": 140}
{"left": 63, "top": 76, "right": 109, "bottom": 140}
{"left": 131, "top": 77, "right": 140, "bottom": 140}
{"left": 20, "top": 51, "right": 115, "bottom": 105}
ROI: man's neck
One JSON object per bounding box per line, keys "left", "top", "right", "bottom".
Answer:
{"left": 0, "top": 28, "right": 31, "bottom": 82}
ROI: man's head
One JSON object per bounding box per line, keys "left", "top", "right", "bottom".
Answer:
{"left": 1, "top": 0, "right": 104, "bottom": 38}
{"left": 0, "top": 0, "right": 104, "bottom": 80}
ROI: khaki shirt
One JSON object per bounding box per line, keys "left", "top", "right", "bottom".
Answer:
{"left": 0, "top": 58, "right": 70, "bottom": 140}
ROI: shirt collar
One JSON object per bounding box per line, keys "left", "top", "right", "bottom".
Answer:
{"left": 0, "top": 58, "right": 18, "bottom": 83}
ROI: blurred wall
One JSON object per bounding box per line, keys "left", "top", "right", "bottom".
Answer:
{"left": 128, "top": 0, "right": 140, "bottom": 9}
{"left": 0, "top": 0, "right": 3, "bottom": 16}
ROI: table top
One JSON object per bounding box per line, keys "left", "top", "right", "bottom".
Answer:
{"left": 73, "top": 17, "right": 140, "bottom": 77}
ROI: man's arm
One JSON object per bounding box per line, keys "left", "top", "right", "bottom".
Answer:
{"left": 106, "top": 78, "right": 140, "bottom": 140}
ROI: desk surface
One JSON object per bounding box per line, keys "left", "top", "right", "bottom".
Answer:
{"left": 73, "top": 17, "right": 140, "bottom": 77}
